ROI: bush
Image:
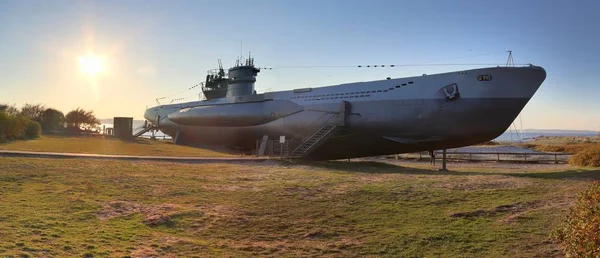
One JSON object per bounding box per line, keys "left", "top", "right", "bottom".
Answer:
{"left": 0, "top": 111, "right": 40, "bottom": 141}
{"left": 553, "top": 181, "right": 600, "bottom": 257}
{"left": 4, "top": 115, "right": 29, "bottom": 140}
{"left": 569, "top": 146, "right": 600, "bottom": 167}
{"left": 0, "top": 111, "right": 7, "bottom": 142}
{"left": 24, "top": 120, "right": 41, "bottom": 139}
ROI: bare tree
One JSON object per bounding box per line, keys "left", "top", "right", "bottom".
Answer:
{"left": 20, "top": 103, "right": 46, "bottom": 123}
{"left": 0, "top": 104, "right": 20, "bottom": 116}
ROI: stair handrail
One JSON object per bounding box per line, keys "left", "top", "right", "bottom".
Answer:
{"left": 285, "top": 112, "right": 330, "bottom": 150}
{"left": 289, "top": 114, "right": 339, "bottom": 156}
{"left": 133, "top": 124, "right": 146, "bottom": 132}
{"left": 290, "top": 125, "right": 338, "bottom": 157}
{"left": 294, "top": 113, "right": 338, "bottom": 143}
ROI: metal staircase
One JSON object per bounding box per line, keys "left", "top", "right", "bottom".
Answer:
{"left": 290, "top": 124, "right": 338, "bottom": 158}
{"left": 133, "top": 124, "right": 156, "bottom": 138}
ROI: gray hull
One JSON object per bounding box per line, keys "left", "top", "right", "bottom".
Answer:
{"left": 145, "top": 66, "right": 546, "bottom": 160}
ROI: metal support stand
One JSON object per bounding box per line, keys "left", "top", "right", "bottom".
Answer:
{"left": 439, "top": 149, "right": 448, "bottom": 171}
{"left": 173, "top": 131, "right": 181, "bottom": 145}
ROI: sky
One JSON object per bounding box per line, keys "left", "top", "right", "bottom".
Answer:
{"left": 1, "top": 0, "right": 599, "bottom": 130}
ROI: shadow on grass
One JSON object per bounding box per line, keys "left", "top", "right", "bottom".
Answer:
{"left": 292, "top": 160, "right": 600, "bottom": 180}
{"left": 293, "top": 160, "right": 463, "bottom": 175}
{"left": 506, "top": 170, "right": 600, "bottom": 180}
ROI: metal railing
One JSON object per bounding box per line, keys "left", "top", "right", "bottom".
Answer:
{"left": 397, "top": 151, "right": 573, "bottom": 164}
{"left": 286, "top": 113, "right": 339, "bottom": 156}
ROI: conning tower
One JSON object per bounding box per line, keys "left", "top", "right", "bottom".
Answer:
{"left": 226, "top": 57, "right": 260, "bottom": 97}
{"left": 201, "top": 59, "right": 229, "bottom": 100}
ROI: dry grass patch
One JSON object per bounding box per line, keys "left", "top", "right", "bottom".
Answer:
{"left": 0, "top": 157, "right": 599, "bottom": 257}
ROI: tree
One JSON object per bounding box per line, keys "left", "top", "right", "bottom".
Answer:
{"left": 65, "top": 108, "right": 100, "bottom": 131}
{"left": 41, "top": 108, "right": 65, "bottom": 133}
{"left": 20, "top": 103, "right": 46, "bottom": 123}
{"left": 0, "top": 104, "right": 19, "bottom": 116}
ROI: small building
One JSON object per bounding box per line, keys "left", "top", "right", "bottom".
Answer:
{"left": 113, "top": 117, "right": 133, "bottom": 139}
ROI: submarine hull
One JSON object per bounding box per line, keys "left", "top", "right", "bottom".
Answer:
{"left": 145, "top": 66, "right": 546, "bottom": 160}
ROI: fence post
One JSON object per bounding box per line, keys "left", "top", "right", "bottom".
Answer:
{"left": 469, "top": 153, "right": 472, "bottom": 161}
{"left": 555, "top": 153, "right": 558, "bottom": 164}
{"left": 524, "top": 153, "right": 527, "bottom": 161}
{"left": 497, "top": 153, "right": 500, "bottom": 162}
{"left": 419, "top": 152, "right": 422, "bottom": 160}
{"left": 441, "top": 149, "right": 448, "bottom": 171}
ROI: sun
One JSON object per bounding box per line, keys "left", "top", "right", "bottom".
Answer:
{"left": 78, "top": 54, "right": 104, "bottom": 78}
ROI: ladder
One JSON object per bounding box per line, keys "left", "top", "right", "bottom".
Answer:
{"left": 290, "top": 124, "right": 338, "bottom": 158}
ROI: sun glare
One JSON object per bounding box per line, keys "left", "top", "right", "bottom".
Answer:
{"left": 78, "top": 54, "right": 104, "bottom": 78}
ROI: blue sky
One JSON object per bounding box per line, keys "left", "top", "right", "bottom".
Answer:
{"left": 1, "top": 0, "right": 599, "bottom": 130}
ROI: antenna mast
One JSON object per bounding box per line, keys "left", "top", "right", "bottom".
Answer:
{"left": 506, "top": 50, "right": 514, "bottom": 67}
{"left": 240, "top": 40, "right": 243, "bottom": 64}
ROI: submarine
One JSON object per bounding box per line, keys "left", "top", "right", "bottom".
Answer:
{"left": 143, "top": 56, "right": 546, "bottom": 160}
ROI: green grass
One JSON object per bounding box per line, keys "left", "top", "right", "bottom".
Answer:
{"left": 0, "top": 158, "right": 597, "bottom": 256}
{"left": 0, "top": 135, "right": 232, "bottom": 157}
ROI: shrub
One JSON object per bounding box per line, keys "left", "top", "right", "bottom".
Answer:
{"left": 24, "top": 120, "right": 41, "bottom": 139}
{"left": 0, "top": 111, "right": 7, "bottom": 142}
{"left": 569, "top": 146, "right": 600, "bottom": 167}
{"left": 0, "top": 111, "right": 40, "bottom": 141}
{"left": 4, "top": 115, "right": 29, "bottom": 140}
{"left": 553, "top": 181, "right": 600, "bottom": 257}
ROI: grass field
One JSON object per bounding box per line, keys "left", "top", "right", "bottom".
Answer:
{"left": 0, "top": 135, "right": 232, "bottom": 157}
{"left": 0, "top": 158, "right": 597, "bottom": 257}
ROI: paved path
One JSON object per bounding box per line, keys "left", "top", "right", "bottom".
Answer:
{"left": 0, "top": 150, "right": 270, "bottom": 163}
